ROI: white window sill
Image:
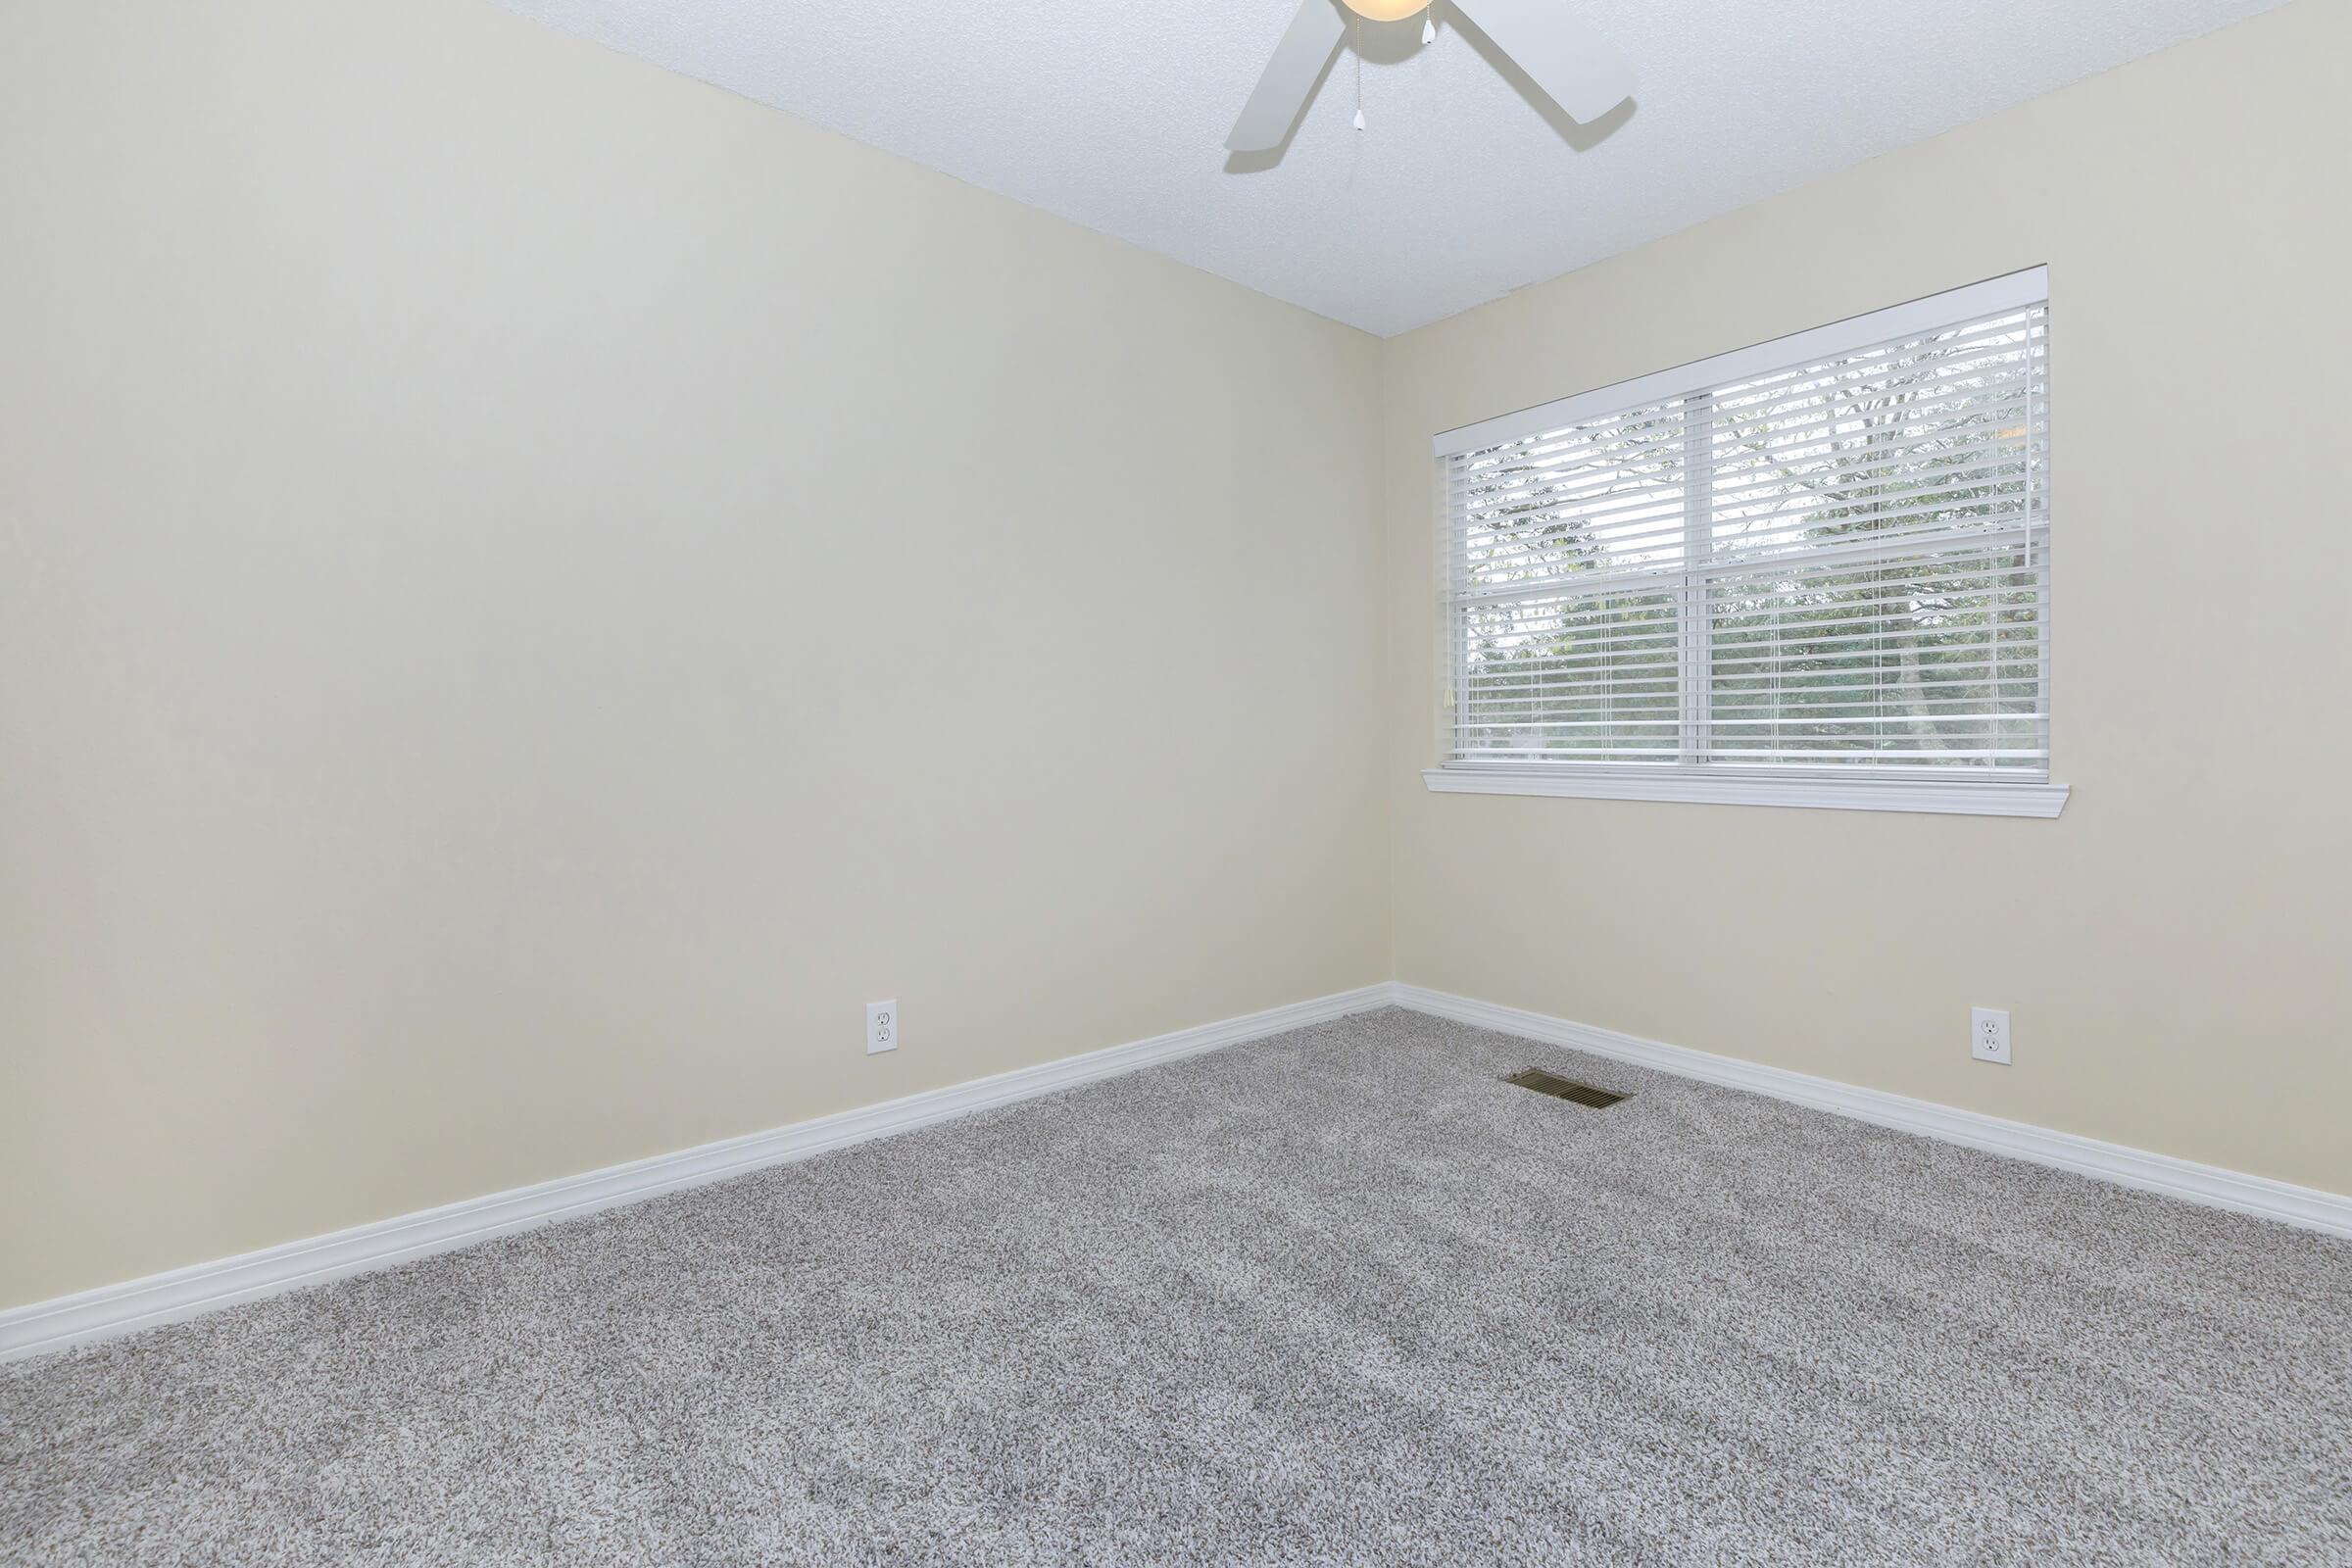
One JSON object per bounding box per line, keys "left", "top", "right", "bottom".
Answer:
{"left": 1420, "top": 767, "right": 2071, "bottom": 818}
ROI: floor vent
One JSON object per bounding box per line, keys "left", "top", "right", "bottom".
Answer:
{"left": 1505, "top": 1068, "right": 1627, "bottom": 1108}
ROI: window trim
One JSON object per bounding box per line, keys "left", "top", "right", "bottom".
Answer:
{"left": 1427, "top": 267, "right": 2066, "bottom": 818}
{"left": 1419, "top": 765, "right": 2070, "bottom": 818}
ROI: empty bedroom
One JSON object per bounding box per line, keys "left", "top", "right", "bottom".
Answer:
{"left": 3, "top": 0, "right": 2347, "bottom": 1561}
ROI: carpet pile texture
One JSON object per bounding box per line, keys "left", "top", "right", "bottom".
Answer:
{"left": 5, "top": 1007, "right": 2349, "bottom": 1564}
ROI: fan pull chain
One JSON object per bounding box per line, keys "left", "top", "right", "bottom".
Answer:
{"left": 1424, "top": 6, "right": 1437, "bottom": 45}
{"left": 1353, "top": 14, "right": 1366, "bottom": 129}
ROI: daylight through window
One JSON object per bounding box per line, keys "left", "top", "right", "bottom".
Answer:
{"left": 1434, "top": 270, "right": 2052, "bottom": 808}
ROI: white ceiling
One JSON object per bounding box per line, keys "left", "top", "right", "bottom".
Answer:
{"left": 486, "top": 0, "right": 2284, "bottom": 336}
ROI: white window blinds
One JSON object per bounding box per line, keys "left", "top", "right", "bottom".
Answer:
{"left": 1435, "top": 270, "right": 2051, "bottom": 795}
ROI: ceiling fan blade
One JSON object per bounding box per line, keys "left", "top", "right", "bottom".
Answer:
{"left": 1225, "top": 0, "right": 1348, "bottom": 153}
{"left": 1451, "top": 0, "right": 1637, "bottom": 123}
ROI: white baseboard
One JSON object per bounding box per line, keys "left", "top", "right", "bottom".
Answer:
{"left": 0, "top": 985, "right": 1391, "bottom": 1364}
{"left": 1389, "top": 983, "right": 2352, "bottom": 1239}
{"left": 12, "top": 979, "right": 2343, "bottom": 1364}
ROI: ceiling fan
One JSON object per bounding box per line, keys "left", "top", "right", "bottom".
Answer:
{"left": 1226, "top": 0, "right": 1636, "bottom": 151}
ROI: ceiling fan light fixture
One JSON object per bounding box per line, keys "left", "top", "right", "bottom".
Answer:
{"left": 1225, "top": 0, "right": 1634, "bottom": 155}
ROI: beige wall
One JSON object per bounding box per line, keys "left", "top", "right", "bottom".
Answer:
{"left": 0, "top": 0, "right": 1388, "bottom": 1307}
{"left": 1382, "top": 0, "right": 2352, "bottom": 1196}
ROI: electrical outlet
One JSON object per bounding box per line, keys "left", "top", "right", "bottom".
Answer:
{"left": 865, "top": 1000, "right": 899, "bottom": 1055}
{"left": 1971, "top": 1006, "right": 2011, "bottom": 1065}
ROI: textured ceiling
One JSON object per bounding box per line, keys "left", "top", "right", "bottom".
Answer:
{"left": 485, "top": 0, "right": 2286, "bottom": 336}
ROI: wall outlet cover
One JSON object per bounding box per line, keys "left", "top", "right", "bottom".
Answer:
{"left": 866, "top": 1000, "right": 899, "bottom": 1055}
{"left": 1971, "top": 1005, "right": 2011, "bottom": 1065}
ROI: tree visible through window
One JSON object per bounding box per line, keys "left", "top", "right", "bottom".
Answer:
{"left": 1440, "top": 276, "right": 2050, "bottom": 785}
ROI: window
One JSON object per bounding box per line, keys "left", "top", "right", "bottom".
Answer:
{"left": 1427, "top": 268, "right": 2064, "bottom": 817}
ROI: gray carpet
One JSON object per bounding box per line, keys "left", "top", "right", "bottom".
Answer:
{"left": 5, "top": 1007, "right": 2349, "bottom": 1565}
